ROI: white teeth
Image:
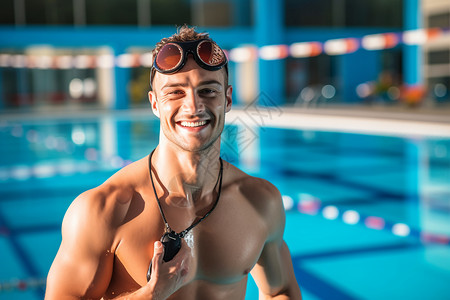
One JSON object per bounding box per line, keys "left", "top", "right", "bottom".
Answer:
{"left": 180, "top": 121, "right": 207, "bottom": 127}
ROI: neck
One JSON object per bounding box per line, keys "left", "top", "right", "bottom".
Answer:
{"left": 151, "top": 142, "right": 222, "bottom": 205}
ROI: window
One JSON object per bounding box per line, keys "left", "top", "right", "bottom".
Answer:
{"left": 1, "top": 0, "right": 252, "bottom": 27}
{"left": 428, "top": 76, "right": 449, "bottom": 103}
{"left": 25, "top": 0, "right": 74, "bottom": 25}
{"left": 285, "top": 0, "right": 333, "bottom": 27}
{"left": 344, "top": 0, "right": 402, "bottom": 27}
{"left": 428, "top": 50, "right": 450, "bottom": 65}
{"left": 285, "top": 54, "right": 335, "bottom": 104}
{"left": 0, "top": 0, "right": 15, "bottom": 25}
{"left": 86, "top": 0, "right": 137, "bottom": 25}
{"left": 428, "top": 12, "right": 450, "bottom": 28}
{"left": 285, "top": 0, "right": 402, "bottom": 28}
{"left": 150, "top": 0, "right": 191, "bottom": 26}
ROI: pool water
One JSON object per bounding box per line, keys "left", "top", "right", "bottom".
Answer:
{"left": 0, "top": 113, "right": 449, "bottom": 300}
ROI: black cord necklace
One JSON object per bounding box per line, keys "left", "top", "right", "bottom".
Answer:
{"left": 147, "top": 150, "right": 223, "bottom": 281}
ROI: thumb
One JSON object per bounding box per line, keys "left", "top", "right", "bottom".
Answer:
{"left": 152, "top": 241, "right": 164, "bottom": 274}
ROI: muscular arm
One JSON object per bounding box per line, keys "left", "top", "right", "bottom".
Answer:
{"left": 251, "top": 240, "right": 301, "bottom": 300}
{"left": 249, "top": 180, "right": 302, "bottom": 300}
{"left": 45, "top": 190, "right": 117, "bottom": 299}
{"left": 46, "top": 186, "right": 191, "bottom": 300}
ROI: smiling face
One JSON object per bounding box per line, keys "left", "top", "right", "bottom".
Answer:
{"left": 149, "top": 58, "right": 232, "bottom": 153}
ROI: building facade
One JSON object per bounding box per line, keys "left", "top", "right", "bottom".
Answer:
{"left": 0, "top": 0, "right": 446, "bottom": 110}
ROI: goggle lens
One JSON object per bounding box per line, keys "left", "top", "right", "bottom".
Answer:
{"left": 197, "top": 40, "right": 226, "bottom": 66}
{"left": 155, "top": 44, "right": 183, "bottom": 72}
{"left": 154, "top": 39, "right": 227, "bottom": 73}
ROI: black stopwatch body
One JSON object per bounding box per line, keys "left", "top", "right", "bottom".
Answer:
{"left": 147, "top": 231, "right": 182, "bottom": 281}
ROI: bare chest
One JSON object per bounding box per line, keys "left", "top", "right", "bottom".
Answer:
{"left": 107, "top": 194, "right": 267, "bottom": 296}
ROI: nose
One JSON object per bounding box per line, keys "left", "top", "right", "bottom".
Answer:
{"left": 181, "top": 91, "right": 205, "bottom": 115}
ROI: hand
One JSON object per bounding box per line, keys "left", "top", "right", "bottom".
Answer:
{"left": 146, "top": 240, "right": 191, "bottom": 300}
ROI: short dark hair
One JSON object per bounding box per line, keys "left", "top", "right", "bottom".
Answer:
{"left": 150, "top": 25, "right": 228, "bottom": 90}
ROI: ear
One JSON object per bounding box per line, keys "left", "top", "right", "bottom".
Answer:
{"left": 225, "top": 85, "right": 233, "bottom": 113}
{"left": 148, "top": 91, "right": 160, "bottom": 118}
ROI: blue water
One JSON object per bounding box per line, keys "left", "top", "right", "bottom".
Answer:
{"left": 0, "top": 113, "right": 449, "bottom": 300}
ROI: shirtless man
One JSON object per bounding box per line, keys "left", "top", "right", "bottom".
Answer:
{"left": 46, "top": 26, "right": 301, "bottom": 300}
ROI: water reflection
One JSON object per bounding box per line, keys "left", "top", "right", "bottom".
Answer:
{"left": 1, "top": 116, "right": 449, "bottom": 245}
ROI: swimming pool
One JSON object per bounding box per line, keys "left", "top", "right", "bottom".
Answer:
{"left": 0, "top": 110, "right": 449, "bottom": 300}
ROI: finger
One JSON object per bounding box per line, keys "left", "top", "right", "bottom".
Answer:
{"left": 151, "top": 241, "right": 164, "bottom": 275}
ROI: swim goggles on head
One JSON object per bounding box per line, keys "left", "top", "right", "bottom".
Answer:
{"left": 150, "top": 39, "right": 228, "bottom": 88}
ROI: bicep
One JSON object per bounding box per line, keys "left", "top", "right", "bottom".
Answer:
{"left": 251, "top": 240, "right": 301, "bottom": 299}
{"left": 249, "top": 179, "right": 301, "bottom": 298}
{"left": 45, "top": 198, "right": 115, "bottom": 299}
{"left": 251, "top": 239, "right": 286, "bottom": 296}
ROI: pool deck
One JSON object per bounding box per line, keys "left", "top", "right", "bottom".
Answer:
{"left": 230, "top": 104, "right": 450, "bottom": 138}
{"left": 2, "top": 103, "right": 449, "bottom": 138}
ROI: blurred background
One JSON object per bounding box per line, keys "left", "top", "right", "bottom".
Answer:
{"left": 0, "top": 0, "right": 449, "bottom": 299}
{"left": 0, "top": 0, "right": 449, "bottom": 110}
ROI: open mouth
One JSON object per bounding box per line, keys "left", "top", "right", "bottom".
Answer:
{"left": 178, "top": 120, "right": 210, "bottom": 128}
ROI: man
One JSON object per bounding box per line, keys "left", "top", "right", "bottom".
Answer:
{"left": 46, "top": 26, "right": 301, "bottom": 300}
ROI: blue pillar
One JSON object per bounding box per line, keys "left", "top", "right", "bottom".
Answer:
{"left": 403, "top": 0, "right": 422, "bottom": 86}
{"left": 254, "top": 0, "right": 285, "bottom": 106}
{"left": 233, "top": 0, "right": 250, "bottom": 26}
{"left": 113, "top": 47, "right": 131, "bottom": 110}
{"left": 340, "top": 50, "right": 380, "bottom": 103}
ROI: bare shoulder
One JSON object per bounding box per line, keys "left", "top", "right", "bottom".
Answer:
{"left": 225, "top": 162, "right": 281, "bottom": 203}
{"left": 65, "top": 156, "right": 148, "bottom": 234}
{"left": 225, "top": 162, "right": 285, "bottom": 239}
{"left": 65, "top": 183, "right": 132, "bottom": 235}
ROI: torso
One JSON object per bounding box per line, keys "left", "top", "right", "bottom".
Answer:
{"left": 99, "top": 156, "right": 270, "bottom": 300}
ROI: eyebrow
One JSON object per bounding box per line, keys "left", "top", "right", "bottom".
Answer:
{"left": 161, "top": 82, "right": 189, "bottom": 90}
{"left": 198, "top": 80, "right": 223, "bottom": 87}
{"left": 161, "top": 80, "right": 223, "bottom": 90}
